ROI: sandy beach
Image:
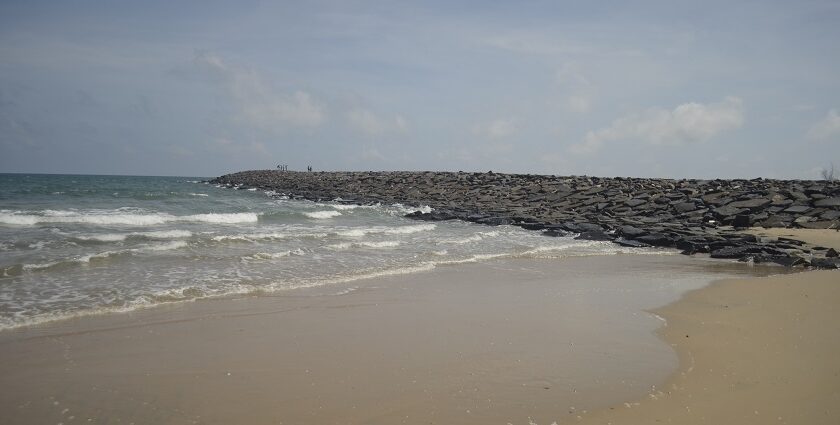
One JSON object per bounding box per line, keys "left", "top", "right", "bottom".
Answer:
{"left": 578, "top": 229, "right": 840, "bottom": 424}
{"left": 0, "top": 231, "right": 838, "bottom": 424}
{"left": 0, "top": 254, "right": 779, "bottom": 425}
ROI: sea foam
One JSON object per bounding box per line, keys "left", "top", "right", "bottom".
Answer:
{"left": 0, "top": 211, "right": 258, "bottom": 226}
{"left": 304, "top": 210, "right": 342, "bottom": 219}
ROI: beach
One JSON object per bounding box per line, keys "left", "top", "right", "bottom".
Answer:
{"left": 1, "top": 175, "right": 838, "bottom": 424}
{"left": 0, "top": 254, "right": 784, "bottom": 425}
{"left": 577, "top": 228, "right": 840, "bottom": 425}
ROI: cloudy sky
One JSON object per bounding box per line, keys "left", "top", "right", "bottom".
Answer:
{"left": 1, "top": 1, "right": 838, "bottom": 178}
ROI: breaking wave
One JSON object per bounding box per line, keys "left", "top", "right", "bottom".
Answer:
{"left": 0, "top": 210, "right": 258, "bottom": 226}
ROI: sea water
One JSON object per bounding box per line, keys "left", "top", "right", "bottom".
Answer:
{"left": 0, "top": 173, "right": 657, "bottom": 330}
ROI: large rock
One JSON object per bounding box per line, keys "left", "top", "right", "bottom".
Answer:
{"left": 814, "top": 197, "right": 840, "bottom": 207}
{"left": 714, "top": 205, "right": 745, "bottom": 218}
{"left": 673, "top": 202, "right": 698, "bottom": 213}
{"left": 618, "top": 225, "right": 647, "bottom": 238}
{"left": 710, "top": 245, "right": 762, "bottom": 259}
{"left": 727, "top": 198, "right": 772, "bottom": 209}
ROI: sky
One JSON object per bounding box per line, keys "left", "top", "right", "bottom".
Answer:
{"left": 1, "top": 0, "right": 839, "bottom": 179}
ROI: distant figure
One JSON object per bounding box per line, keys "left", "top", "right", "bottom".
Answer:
{"left": 307, "top": 165, "right": 312, "bottom": 172}
{"left": 277, "top": 164, "right": 289, "bottom": 171}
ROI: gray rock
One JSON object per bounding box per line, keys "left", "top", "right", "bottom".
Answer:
{"left": 618, "top": 225, "right": 647, "bottom": 238}
{"left": 714, "top": 205, "right": 745, "bottom": 218}
{"left": 810, "top": 257, "right": 840, "bottom": 269}
{"left": 727, "top": 198, "right": 771, "bottom": 209}
{"left": 783, "top": 205, "right": 812, "bottom": 214}
{"left": 673, "top": 202, "right": 698, "bottom": 213}
{"left": 614, "top": 238, "right": 650, "bottom": 248}
{"left": 814, "top": 197, "right": 840, "bottom": 207}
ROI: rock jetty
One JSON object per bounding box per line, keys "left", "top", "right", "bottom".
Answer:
{"left": 211, "top": 170, "right": 840, "bottom": 269}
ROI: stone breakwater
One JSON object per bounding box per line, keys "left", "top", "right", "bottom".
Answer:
{"left": 211, "top": 170, "right": 840, "bottom": 269}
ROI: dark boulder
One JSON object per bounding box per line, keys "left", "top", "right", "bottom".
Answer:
{"left": 636, "top": 233, "right": 675, "bottom": 247}
{"left": 518, "top": 222, "right": 547, "bottom": 231}
{"left": 814, "top": 197, "right": 840, "bottom": 207}
{"left": 732, "top": 214, "right": 752, "bottom": 228}
{"left": 575, "top": 231, "right": 614, "bottom": 241}
{"left": 727, "top": 198, "right": 772, "bottom": 209}
{"left": 614, "top": 238, "right": 650, "bottom": 248}
{"left": 673, "top": 202, "right": 698, "bottom": 213}
{"left": 710, "top": 245, "right": 763, "bottom": 259}
{"left": 542, "top": 229, "right": 567, "bottom": 237}
{"left": 714, "top": 205, "right": 745, "bottom": 218}
{"left": 476, "top": 216, "right": 512, "bottom": 226}
{"left": 811, "top": 257, "right": 840, "bottom": 269}
{"left": 618, "top": 225, "right": 647, "bottom": 238}
{"left": 783, "top": 205, "right": 812, "bottom": 214}
{"left": 625, "top": 198, "right": 647, "bottom": 207}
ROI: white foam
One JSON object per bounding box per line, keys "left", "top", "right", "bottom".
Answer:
{"left": 188, "top": 193, "right": 209, "bottom": 197}
{"left": 76, "top": 233, "right": 128, "bottom": 242}
{"left": 240, "top": 251, "right": 293, "bottom": 262}
{"left": 76, "top": 230, "right": 193, "bottom": 242}
{"left": 327, "top": 241, "right": 400, "bottom": 250}
{"left": 383, "top": 223, "right": 436, "bottom": 234}
{"left": 182, "top": 213, "right": 258, "bottom": 224}
{"left": 140, "top": 230, "right": 193, "bottom": 239}
{"left": 391, "top": 204, "right": 433, "bottom": 215}
{"left": 336, "top": 229, "right": 368, "bottom": 237}
{"left": 304, "top": 210, "right": 342, "bottom": 219}
{"left": 0, "top": 211, "right": 258, "bottom": 226}
{"left": 140, "top": 240, "right": 189, "bottom": 252}
{"left": 212, "top": 232, "right": 288, "bottom": 242}
{"left": 27, "top": 241, "right": 48, "bottom": 250}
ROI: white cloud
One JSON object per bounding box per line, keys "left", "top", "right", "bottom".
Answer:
{"left": 571, "top": 97, "right": 744, "bottom": 154}
{"left": 346, "top": 108, "right": 408, "bottom": 136}
{"left": 473, "top": 118, "right": 517, "bottom": 139}
{"left": 193, "top": 52, "right": 325, "bottom": 131}
{"left": 565, "top": 95, "right": 592, "bottom": 114}
{"left": 483, "top": 33, "right": 585, "bottom": 56}
{"left": 807, "top": 109, "right": 840, "bottom": 140}
{"left": 555, "top": 62, "right": 595, "bottom": 114}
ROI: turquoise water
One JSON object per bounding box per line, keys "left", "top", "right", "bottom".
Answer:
{"left": 0, "top": 173, "right": 651, "bottom": 330}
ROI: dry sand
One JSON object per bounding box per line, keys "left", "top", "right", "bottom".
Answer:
{"left": 0, "top": 254, "right": 776, "bottom": 425}
{"left": 579, "top": 229, "right": 840, "bottom": 425}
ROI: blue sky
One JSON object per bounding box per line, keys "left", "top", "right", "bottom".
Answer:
{"left": 1, "top": 0, "right": 838, "bottom": 178}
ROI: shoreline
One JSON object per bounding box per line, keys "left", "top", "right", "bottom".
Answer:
{"left": 0, "top": 254, "right": 778, "bottom": 425}
{"left": 577, "top": 228, "right": 840, "bottom": 424}
{"left": 1, "top": 230, "right": 836, "bottom": 424}
{"left": 577, "top": 268, "right": 840, "bottom": 425}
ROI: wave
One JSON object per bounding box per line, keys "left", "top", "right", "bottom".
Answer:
{"left": 240, "top": 249, "right": 305, "bottom": 263}
{"left": 210, "top": 231, "right": 327, "bottom": 243}
{"left": 1, "top": 241, "right": 190, "bottom": 276}
{"left": 303, "top": 210, "right": 342, "bottom": 219}
{"left": 75, "top": 230, "right": 193, "bottom": 243}
{"left": 0, "top": 211, "right": 258, "bottom": 226}
{"left": 326, "top": 241, "right": 401, "bottom": 250}
{"left": 188, "top": 193, "right": 209, "bottom": 197}
{"left": 335, "top": 224, "right": 436, "bottom": 237}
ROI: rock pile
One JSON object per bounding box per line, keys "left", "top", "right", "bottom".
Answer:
{"left": 211, "top": 170, "right": 840, "bottom": 269}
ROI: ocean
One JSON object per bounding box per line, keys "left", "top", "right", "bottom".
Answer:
{"left": 0, "top": 173, "right": 656, "bottom": 330}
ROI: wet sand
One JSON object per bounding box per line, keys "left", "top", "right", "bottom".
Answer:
{"left": 0, "top": 254, "right": 777, "bottom": 425}
{"left": 579, "top": 229, "right": 840, "bottom": 425}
